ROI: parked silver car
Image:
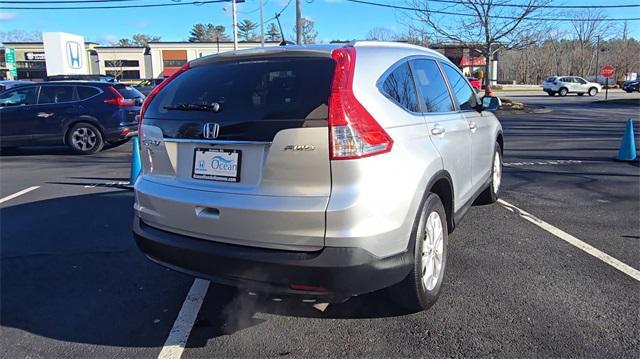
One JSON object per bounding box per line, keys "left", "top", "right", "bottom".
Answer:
{"left": 133, "top": 42, "right": 503, "bottom": 311}
{"left": 543, "top": 76, "right": 601, "bottom": 96}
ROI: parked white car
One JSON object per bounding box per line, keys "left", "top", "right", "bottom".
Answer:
{"left": 543, "top": 76, "right": 601, "bottom": 97}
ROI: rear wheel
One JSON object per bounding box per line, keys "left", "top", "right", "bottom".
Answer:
{"left": 559, "top": 88, "right": 568, "bottom": 97}
{"left": 476, "top": 142, "right": 502, "bottom": 205}
{"left": 547, "top": 91, "right": 556, "bottom": 96}
{"left": 66, "top": 123, "right": 104, "bottom": 154}
{"left": 588, "top": 87, "right": 598, "bottom": 96}
{"left": 390, "top": 193, "right": 448, "bottom": 312}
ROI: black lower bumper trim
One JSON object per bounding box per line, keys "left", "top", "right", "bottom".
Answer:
{"left": 133, "top": 217, "right": 413, "bottom": 299}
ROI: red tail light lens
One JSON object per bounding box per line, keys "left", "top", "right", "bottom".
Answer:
{"left": 328, "top": 47, "right": 393, "bottom": 160}
{"left": 104, "top": 86, "right": 135, "bottom": 106}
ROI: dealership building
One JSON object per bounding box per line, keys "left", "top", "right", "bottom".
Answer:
{"left": 0, "top": 40, "right": 278, "bottom": 82}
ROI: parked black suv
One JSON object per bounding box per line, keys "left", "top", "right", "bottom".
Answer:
{"left": 0, "top": 81, "right": 143, "bottom": 154}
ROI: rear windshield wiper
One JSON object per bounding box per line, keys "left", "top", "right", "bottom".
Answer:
{"left": 164, "top": 103, "right": 220, "bottom": 112}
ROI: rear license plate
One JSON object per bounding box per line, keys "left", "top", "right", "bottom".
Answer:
{"left": 193, "top": 148, "right": 241, "bottom": 182}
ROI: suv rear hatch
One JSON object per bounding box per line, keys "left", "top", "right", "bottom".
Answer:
{"left": 136, "top": 51, "right": 334, "bottom": 251}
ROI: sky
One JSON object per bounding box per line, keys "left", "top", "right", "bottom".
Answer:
{"left": 0, "top": 0, "right": 639, "bottom": 45}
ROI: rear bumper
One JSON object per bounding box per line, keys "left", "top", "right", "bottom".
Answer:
{"left": 133, "top": 216, "right": 413, "bottom": 300}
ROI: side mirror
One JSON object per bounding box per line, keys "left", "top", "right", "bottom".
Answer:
{"left": 482, "top": 96, "right": 501, "bottom": 111}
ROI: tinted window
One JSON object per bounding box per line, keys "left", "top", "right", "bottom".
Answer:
{"left": 381, "top": 62, "right": 420, "bottom": 112}
{"left": 38, "top": 85, "right": 74, "bottom": 104}
{"left": 114, "top": 84, "right": 143, "bottom": 99}
{"left": 0, "top": 87, "right": 38, "bottom": 107}
{"left": 146, "top": 58, "right": 334, "bottom": 125}
{"left": 163, "top": 59, "right": 187, "bottom": 68}
{"left": 105, "top": 60, "right": 140, "bottom": 67}
{"left": 575, "top": 77, "right": 587, "bottom": 84}
{"left": 545, "top": 76, "right": 556, "bottom": 82}
{"left": 77, "top": 86, "right": 100, "bottom": 100}
{"left": 106, "top": 70, "right": 141, "bottom": 80}
{"left": 411, "top": 59, "right": 454, "bottom": 113}
{"left": 441, "top": 63, "right": 478, "bottom": 111}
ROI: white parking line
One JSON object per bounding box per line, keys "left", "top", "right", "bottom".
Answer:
{"left": 158, "top": 278, "right": 210, "bottom": 359}
{"left": 498, "top": 199, "right": 640, "bottom": 282}
{"left": 0, "top": 186, "right": 40, "bottom": 205}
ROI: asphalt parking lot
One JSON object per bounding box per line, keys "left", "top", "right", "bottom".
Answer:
{"left": 1, "top": 90, "right": 639, "bottom": 358}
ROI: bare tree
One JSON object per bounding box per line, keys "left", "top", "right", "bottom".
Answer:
{"left": 569, "top": 10, "right": 609, "bottom": 77}
{"left": 367, "top": 27, "right": 397, "bottom": 41}
{"left": 403, "top": 0, "right": 551, "bottom": 89}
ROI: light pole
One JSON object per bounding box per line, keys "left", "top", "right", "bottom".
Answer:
{"left": 231, "top": 0, "right": 238, "bottom": 50}
{"left": 260, "top": 0, "right": 264, "bottom": 47}
{"left": 296, "top": 0, "right": 302, "bottom": 45}
{"left": 594, "top": 35, "right": 600, "bottom": 81}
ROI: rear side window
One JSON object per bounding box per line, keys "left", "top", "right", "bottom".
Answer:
{"left": 0, "top": 87, "right": 38, "bottom": 106}
{"left": 38, "top": 85, "right": 74, "bottom": 104}
{"left": 545, "top": 76, "right": 556, "bottom": 82}
{"left": 114, "top": 84, "right": 143, "bottom": 99}
{"left": 77, "top": 86, "right": 100, "bottom": 100}
{"left": 145, "top": 57, "right": 334, "bottom": 123}
{"left": 441, "top": 63, "right": 478, "bottom": 111}
{"left": 381, "top": 62, "right": 420, "bottom": 112}
{"left": 411, "top": 59, "right": 454, "bottom": 113}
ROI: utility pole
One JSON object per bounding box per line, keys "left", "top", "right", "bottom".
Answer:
{"left": 594, "top": 35, "right": 600, "bottom": 81}
{"left": 231, "top": 0, "right": 238, "bottom": 50}
{"left": 296, "top": 0, "right": 302, "bottom": 45}
{"left": 260, "top": 0, "right": 264, "bottom": 47}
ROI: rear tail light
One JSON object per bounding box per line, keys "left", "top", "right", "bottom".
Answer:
{"left": 104, "top": 86, "right": 135, "bottom": 106}
{"left": 328, "top": 47, "right": 393, "bottom": 160}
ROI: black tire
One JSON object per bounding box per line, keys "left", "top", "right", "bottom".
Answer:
{"left": 108, "top": 138, "right": 130, "bottom": 148}
{"left": 588, "top": 87, "right": 598, "bottom": 96}
{"left": 390, "top": 193, "right": 448, "bottom": 312}
{"left": 547, "top": 91, "right": 556, "bottom": 96}
{"left": 66, "top": 123, "right": 104, "bottom": 154}
{"left": 476, "top": 142, "right": 502, "bottom": 205}
{"left": 558, "top": 87, "right": 568, "bottom": 97}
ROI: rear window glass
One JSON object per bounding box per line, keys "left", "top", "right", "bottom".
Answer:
{"left": 145, "top": 57, "right": 335, "bottom": 122}
{"left": 114, "top": 84, "right": 143, "bottom": 99}
{"left": 77, "top": 86, "right": 100, "bottom": 100}
{"left": 38, "top": 85, "right": 74, "bottom": 104}
{"left": 545, "top": 77, "right": 556, "bottom": 82}
{"left": 381, "top": 62, "right": 420, "bottom": 112}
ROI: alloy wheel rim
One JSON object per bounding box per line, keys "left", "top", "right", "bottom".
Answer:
{"left": 422, "top": 211, "right": 444, "bottom": 291}
{"left": 71, "top": 127, "right": 97, "bottom": 151}
{"left": 492, "top": 152, "right": 502, "bottom": 194}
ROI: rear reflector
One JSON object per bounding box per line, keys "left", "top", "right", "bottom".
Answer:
{"left": 328, "top": 47, "right": 393, "bottom": 160}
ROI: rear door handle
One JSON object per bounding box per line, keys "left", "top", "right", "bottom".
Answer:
{"left": 468, "top": 121, "right": 477, "bottom": 132}
{"left": 430, "top": 124, "right": 445, "bottom": 136}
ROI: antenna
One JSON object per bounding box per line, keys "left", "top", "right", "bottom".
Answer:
{"left": 275, "top": 13, "right": 287, "bottom": 46}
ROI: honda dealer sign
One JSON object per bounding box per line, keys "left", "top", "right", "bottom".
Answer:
{"left": 42, "top": 32, "right": 88, "bottom": 75}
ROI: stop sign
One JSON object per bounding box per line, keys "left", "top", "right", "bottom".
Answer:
{"left": 601, "top": 65, "right": 615, "bottom": 78}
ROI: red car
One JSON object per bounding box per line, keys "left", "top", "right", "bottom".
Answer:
{"left": 467, "top": 77, "right": 482, "bottom": 90}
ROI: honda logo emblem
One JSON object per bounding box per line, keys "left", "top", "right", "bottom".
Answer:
{"left": 203, "top": 123, "right": 220, "bottom": 139}
{"left": 66, "top": 41, "right": 82, "bottom": 69}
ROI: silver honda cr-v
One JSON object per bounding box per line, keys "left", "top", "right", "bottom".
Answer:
{"left": 133, "top": 41, "right": 503, "bottom": 311}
